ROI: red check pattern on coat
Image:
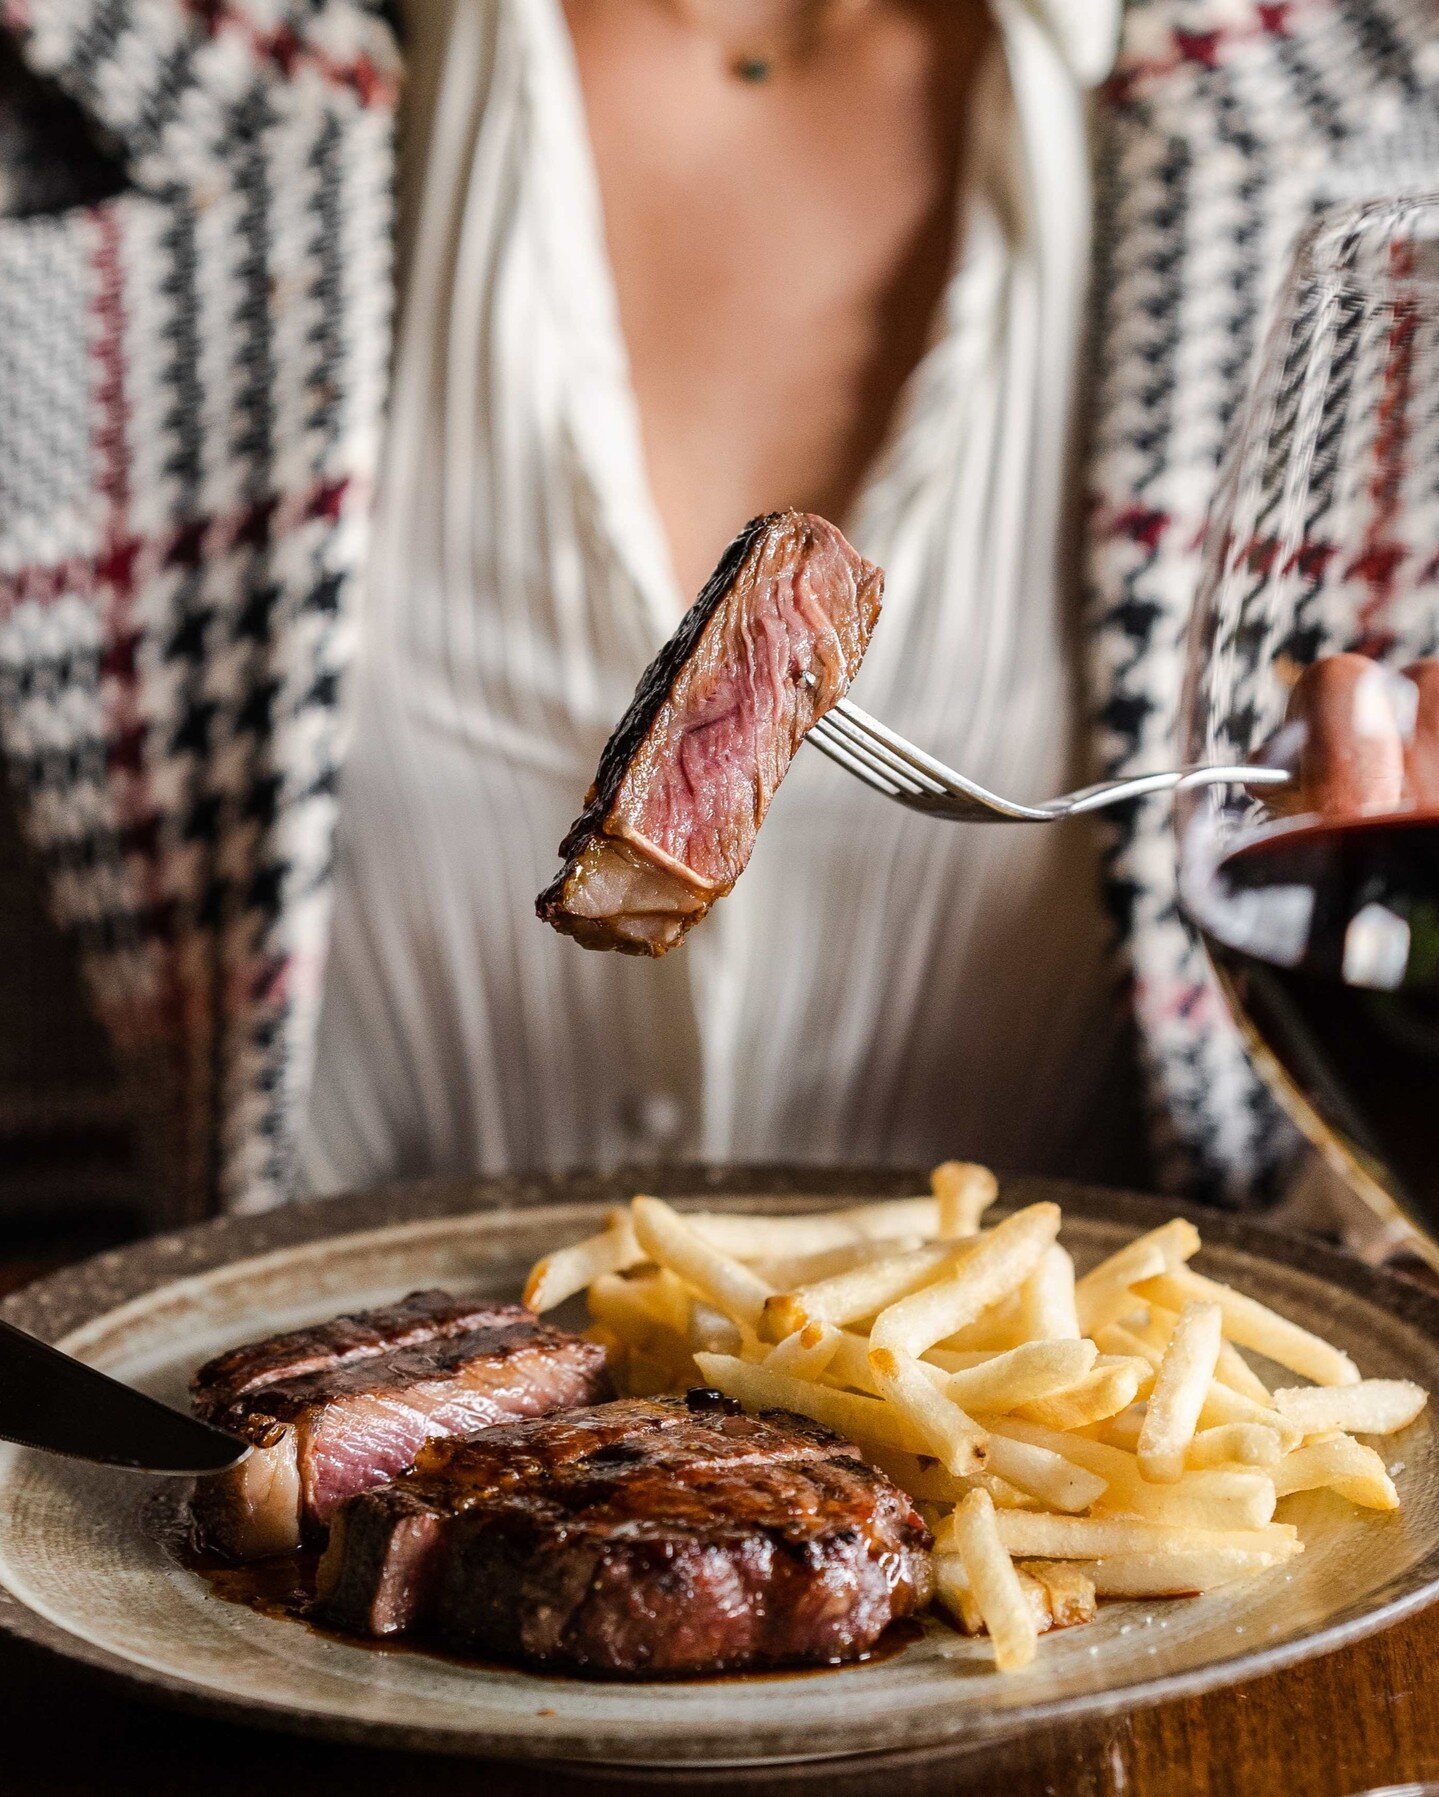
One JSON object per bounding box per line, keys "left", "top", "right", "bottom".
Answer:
{"left": 0, "top": 0, "right": 397, "bottom": 1218}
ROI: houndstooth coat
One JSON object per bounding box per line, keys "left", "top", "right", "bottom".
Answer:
{"left": 0, "top": 0, "right": 1434, "bottom": 1223}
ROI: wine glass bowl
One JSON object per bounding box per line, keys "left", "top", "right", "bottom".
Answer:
{"left": 1178, "top": 191, "right": 1439, "bottom": 1257}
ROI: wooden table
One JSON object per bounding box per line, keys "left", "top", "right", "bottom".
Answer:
{"left": 4, "top": 1227, "right": 1437, "bottom": 1797}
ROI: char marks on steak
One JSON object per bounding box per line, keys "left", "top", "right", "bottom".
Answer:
{"left": 538, "top": 511, "right": 883, "bottom": 955}
{"left": 192, "top": 1289, "right": 507, "bottom": 1403}
{"left": 316, "top": 1390, "right": 933, "bottom": 1676}
{"left": 191, "top": 1293, "right": 610, "bottom": 1560}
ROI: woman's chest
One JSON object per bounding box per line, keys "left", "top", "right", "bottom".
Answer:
{"left": 559, "top": 0, "right": 990, "bottom": 598}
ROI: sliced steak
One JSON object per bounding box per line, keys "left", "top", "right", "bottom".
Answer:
{"left": 538, "top": 511, "right": 883, "bottom": 955}
{"left": 192, "top": 1289, "right": 506, "bottom": 1404}
{"left": 191, "top": 1295, "right": 611, "bottom": 1560}
{"left": 316, "top": 1390, "right": 933, "bottom": 1676}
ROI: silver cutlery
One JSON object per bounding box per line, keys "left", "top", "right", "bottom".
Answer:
{"left": 808, "top": 694, "right": 1290, "bottom": 823}
{"left": 0, "top": 1315, "right": 247, "bottom": 1473}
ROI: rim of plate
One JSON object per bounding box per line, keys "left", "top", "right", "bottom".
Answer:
{"left": 3, "top": 1166, "right": 1439, "bottom": 1769}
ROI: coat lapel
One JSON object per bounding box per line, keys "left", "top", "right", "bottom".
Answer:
{"left": 0, "top": 1, "right": 398, "bottom": 1217}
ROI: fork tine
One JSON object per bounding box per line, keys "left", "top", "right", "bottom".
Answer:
{"left": 831, "top": 697, "right": 968, "bottom": 793}
{"left": 812, "top": 712, "right": 934, "bottom": 797}
{"left": 819, "top": 705, "right": 947, "bottom": 796}
{"left": 807, "top": 718, "right": 911, "bottom": 797}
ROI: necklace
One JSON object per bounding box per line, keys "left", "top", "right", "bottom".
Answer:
{"left": 660, "top": 0, "right": 870, "bottom": 83}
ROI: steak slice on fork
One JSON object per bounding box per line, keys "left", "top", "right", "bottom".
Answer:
{"left": 537, "top": 511, "right": 883, "bottom": 955}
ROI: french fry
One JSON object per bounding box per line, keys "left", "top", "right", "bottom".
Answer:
{"left": 627, "top": 1268, "right": 692, "bottom": 1334}
{"left": 938, "top": 1290, "right": 1028, "bottom": 1353}
{"left": 1019, "top": 1561, "right": 1098, "bottom": 1628}
{"left": 836, "top": 1196, "right": 949, "bottom": 1241}
{"left": 1073, "top": 1219, "right": 1201, "bottom": 1333}
{"left": 1272, "top": 1380, "right": 1428, "bottom": 1438}
{"left": 931, "top": 1162, "right": 1000, "bottom": 1237}
{"left": 1217, "top": 1341, "right": 1272, "bottom": 1405}
{"left": 1075, "top": 1547, "right": 1286, "bottom": 1597}
{"left": 927, "top": 1346, "right": 1018, "bottom": 1372}
{"left": 1016, "top": 1245, "right": 1081, "bottom": 1342}
{"left": 980, "top": 1430, "right": 1109, "bottom": 1514}
{"left": 584, "top": 1321, "right": 624, "bottom": 1359}
{"left": 1131, "top": 1306, "right": 1177, "bottom": 1355}
{"left": 764, "top": 1242, "right": 961, "bottom": 1340}
{"left": 991, "top": 1419, "right": 1276, "bottom": 1532}
{"left": 933, "top": 1552, "right": 986, "bottom": 1633}
{"left": 1114, "top": 1470, "right": 1276, "bottom": 1533}
{"left": 1093, "top": 1325, "right": 1161, "bottom": 1401}
{"left": 823, "top": 1332, "right": 998, "bottom": 1397}
{"left": 819, "top": 1329, "right": 887, "bottom": 1395}
{"left": 1083, "top": 1218, "right": 1203, "bottom": 1284}
{"left": 962, "top": 1509, "right": 1301, "bottom": 1562}
{"left": 632, "top": 1196, "right": 773, "bottom": 1333}
{"left": 1074, "top": 1244, "right": 1166, "bottom": 1334}
{"left": 587, "top": 1273, "right": 680, "bottom": 1345}
{"left": 1186, "top": 1422, "right": 1284, "bottom": 1470}
{"left": 525, "top": 1214, "right": 644, "bottom": 1311}
{"left": 1094, "top": 1321, "right": 1162, "bottom": 1370}
{"left": 974, "top": 1473, "right": 1043, "bottom": 1510}
{"left": 686, "top": 1300, "right": 742, "bottom": 1355}
{"left": 1098, "top": 1404, "right": 1145, "bottom": 1451}
{"left": 943, "top": 1340, "right": 1097, "bottom": 1413}
{"left": 764, "top": 1320, "right": 843, "bottom": 1380}
{"left": 1139, "top": 1302, "right": 1224, "bottom": 1484}
{"left": 948, "top": 1490, "right": 1038, "bottom": 1671}
{"left": 755, "top": 1237, "right": 924, "bottom": 1291}
{"left": 1272, "top": 1436, "right": 1400, "bottom": 1509}
{"left": 870, "top": 1346, "right": 989, "bottom": 1475}
{"left": 865, "top": 1446, "right": 1036, "bottom": 1509}
{"left": 1197, "top": 1378, "right": 1303, "bottom": 1451}
{"left": 682, "top": 1205, "right": 930, "bottom": 1259}
{"left": 692, "top": 1352, "right": 930, "bottom": 1456}
{"left": 1013, "top": 1567, "right": 1056, "bottom": 1632}
{"left": 935, "top": 1553, "right": 1054, "bottom": 1634}
{"left": 1016, "top": 1359, "right": 1143, "bottom": 1432}
{"left": 1134, "top": 1268, "right": 1360, "bottom": 1387}
{"left": 869, "top": 1204, "right": 1062, "bottom": 1361}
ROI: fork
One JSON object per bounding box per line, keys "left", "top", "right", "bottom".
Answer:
{"left": 806, "top": 695, "right": 1291, "bottom": 823}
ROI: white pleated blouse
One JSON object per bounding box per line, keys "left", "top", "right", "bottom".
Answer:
{"left": 299, "top": 0, "right": 1134, "bottom": 1195}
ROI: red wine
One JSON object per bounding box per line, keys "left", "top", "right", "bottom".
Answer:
{"left": 1196, "top": 812, "right": 1439, "bottom": 1232}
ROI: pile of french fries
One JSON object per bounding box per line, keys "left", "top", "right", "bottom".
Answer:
{"left": 523, "top": 1165, "right": 1429, "bottom": 1672}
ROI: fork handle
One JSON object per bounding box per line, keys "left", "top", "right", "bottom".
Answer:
{"left": 1055, "top": 765, "right": 1292, "bottom": 816}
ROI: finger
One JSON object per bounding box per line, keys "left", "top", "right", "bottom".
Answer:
{"left": 1401, "top": 660, "right": 1439, "bottom": 808}
{"left": 1285, "top": 654, "right": 1405, "bottom": 817}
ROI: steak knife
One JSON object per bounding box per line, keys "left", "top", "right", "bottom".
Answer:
{"left": 0, "top": 1316, "right": 248, "bottom": 1473}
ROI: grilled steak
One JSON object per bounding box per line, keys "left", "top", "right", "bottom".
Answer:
{"left": 191, "top": 1292, "right": 610, "bottom": 1559}
{"left": 316, "top": 1389, "right": 933, "bottom": 1676}
{"left": 538, "top": 511, "right": 883, "bottom": 955}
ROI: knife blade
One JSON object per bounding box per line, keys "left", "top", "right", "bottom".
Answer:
{"left": 0, "top": 1315, "right": 248, "bottom": 1473}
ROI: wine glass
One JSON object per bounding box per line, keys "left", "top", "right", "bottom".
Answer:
{"left": 1176, "top": 191, "right": 1439, "bottom": 1264}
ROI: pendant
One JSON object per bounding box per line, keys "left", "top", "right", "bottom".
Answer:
{"left": 732, "top": 54, "right": 773, "bottom": 81}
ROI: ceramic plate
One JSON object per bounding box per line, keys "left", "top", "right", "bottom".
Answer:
{"left": 2, "top": 1169, "right": 1438, "bottom": 1769}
